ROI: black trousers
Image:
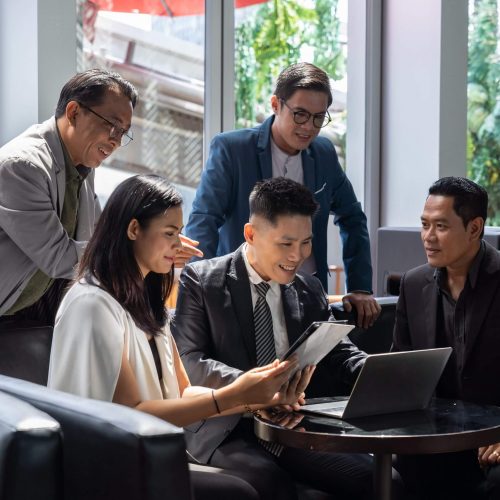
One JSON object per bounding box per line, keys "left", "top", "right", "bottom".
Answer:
{"left": 190, "top": 467, "right": 259, "bottom": 500}
{"left": 396, "top": 450, "right": 500, "bottom": 500}
{"left": 208, "top": 419, "right": 404, "bottom": 500}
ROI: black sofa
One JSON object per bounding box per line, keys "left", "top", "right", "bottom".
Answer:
{"left": 331, "top": 296, "right": 398, "bottom": 354}
{"left": 0, "top": 390, "right": 61, "bottom": 500}
{"left": 0, "top": 375, "right": 192, "bottom": 500}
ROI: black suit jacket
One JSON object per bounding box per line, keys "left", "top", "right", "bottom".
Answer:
{"left": 172, "top": 245, "right": 366, "bottom": 463}
{"left": 393, "top": 241, "right": 500, "bottom": 406}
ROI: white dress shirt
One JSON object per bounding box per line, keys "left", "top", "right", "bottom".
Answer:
{"left": 242, "top": 244, "right": 289, "bottom": 359}
{"left": 270, "top": 137, "right": 303, "bottom": 183}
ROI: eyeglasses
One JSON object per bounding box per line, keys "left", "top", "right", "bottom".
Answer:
{"left": 78, "top": 102, "right": 133, "bottom": 147}
{"left": 280, "top": 99, "right": 331, "bottom": 129}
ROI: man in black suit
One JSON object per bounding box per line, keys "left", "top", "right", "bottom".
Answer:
{"left": 173, "top": 177, "right": 403, "bottom": 500}
{"left": 393, "top": 176, "right": 500, "bottom": 499}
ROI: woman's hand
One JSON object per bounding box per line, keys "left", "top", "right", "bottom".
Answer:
{"left": 227, "top": 358, "right": 299, "bottom": 407}
{"left": 226, "top": 358, "right": 315, "bottom": 410}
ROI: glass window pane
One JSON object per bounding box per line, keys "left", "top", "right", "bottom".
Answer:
{"left": 77, "top": 0, "right": 205, "bottom": 218}
{"left": 234, "top": 0, "right": 348, "bottom": 168}
{"left": 467, "top": 0, "right": 500, "bottom": 225}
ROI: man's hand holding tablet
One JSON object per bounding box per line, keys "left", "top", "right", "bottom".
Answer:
{"left": 272, "top": 322, "right": 354, "bottom": 412}
{"left": 275, "top": 360, "right": 316, "bottom": 412}
{"left": 282, "top": 321, "right": 355, "bottom": 370}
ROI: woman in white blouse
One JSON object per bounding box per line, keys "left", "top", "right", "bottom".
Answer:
{"left": 48, "top": 174, "right": 313, "bottom": 500}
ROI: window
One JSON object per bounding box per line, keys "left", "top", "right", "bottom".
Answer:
{"left": 234, "top": 0, "right": 348, "bottom": 167}
{"left": 467, "top": 0, "right": 500, "bottom": 224}
{"left": 77, "top": 0, "right": 205, "bottom": 215}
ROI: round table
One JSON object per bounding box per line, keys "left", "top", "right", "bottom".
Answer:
{"left": 254, "top": 398, "right": 500, "bottom": 500}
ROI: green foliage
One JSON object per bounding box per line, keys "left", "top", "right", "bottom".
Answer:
{"left": 467, "top": 0, "right": 500, "bottom": 225}
{"left": 310, "top": 0, "right": 344, "bottom": 80}
{"left": 468, "top": 0, "right": 498, "bottom": 93}
{"left": 252, "top": 0, "right": 315, "bottom": 103}
{"left": 235, "top": 21, "right": 257, "bottom": 128}
{"left": 234, "top": 0, "right": 346, "bottom": 137}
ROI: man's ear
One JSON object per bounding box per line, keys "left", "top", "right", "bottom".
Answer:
{"left": 127, "top": 219, "right": 140, "bottom": 241}
{"left": 270, "top": 95, "right": 279, "bottom": 114}
{"left": 468, "top": 216, "right": 484, "bottom": 241}
{"left": 65, "top": 101, "right": 80, "bottom": 125}
{"left": 244, "top": 222, "right": 255, "bottom": 245}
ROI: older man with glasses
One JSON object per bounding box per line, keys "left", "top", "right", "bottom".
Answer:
{"left": 0, "top": 69, "right": 138, "bottom": 326}
{"left": 186, "top": 62, "right": 379, "bottom": 328}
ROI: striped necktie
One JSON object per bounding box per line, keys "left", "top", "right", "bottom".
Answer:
{"left": 254, "top": 281, "right": 276, "bottom": 366}
{"left": 253, "top": 281, "right": 283, "bottom": 456}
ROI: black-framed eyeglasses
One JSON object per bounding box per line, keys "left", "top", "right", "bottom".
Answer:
{"left": 78, "top": 102, "right": 133, "bottom": 147}
{"left": 280, "top": 99, "right": 331, "bottom": 129}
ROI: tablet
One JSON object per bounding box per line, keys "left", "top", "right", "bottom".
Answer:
{"left": 282, "top": 321, "right": 355, "bottom": 370}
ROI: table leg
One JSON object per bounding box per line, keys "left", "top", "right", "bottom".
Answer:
{"left": 374, "top": 453, "right": 392, "bottom": 500}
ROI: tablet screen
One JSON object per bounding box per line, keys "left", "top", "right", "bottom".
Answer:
{"left": 282, "top": 321, "right": 355, "bottom": 370}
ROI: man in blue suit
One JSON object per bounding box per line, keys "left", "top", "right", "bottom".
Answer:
{"left": 186, "top": 62, "right": 379, "bottom": 327}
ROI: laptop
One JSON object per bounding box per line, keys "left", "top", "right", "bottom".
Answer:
{"left": 301, "top": 347, "right": 452, "bottom": 420}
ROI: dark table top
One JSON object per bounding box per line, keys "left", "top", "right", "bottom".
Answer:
{"left": 254, "top": 398, "right": 500, "bottom": 455}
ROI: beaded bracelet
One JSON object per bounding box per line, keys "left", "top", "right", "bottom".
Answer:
{"left": 211, "top": 389, "right": 221, "bottom": 414}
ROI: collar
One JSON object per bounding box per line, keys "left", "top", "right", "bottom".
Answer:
{"left": 56, "top": 124, "right": 90, "bottom": 181}
{"left": 270, "top": 135, "right": 300, "bottom": 160}
{"left": 256, "top": 115, "right": 275, "bottom": 152}
{"left": 242, "top": 243, "right": 281, "bottom": 295}
{"left": 434, "top": 240, "right": 485, "bottom": 291}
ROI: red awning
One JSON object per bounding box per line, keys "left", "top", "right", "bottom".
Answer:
{"left": 92, "top": 0, "right": 267, "bottom": 17}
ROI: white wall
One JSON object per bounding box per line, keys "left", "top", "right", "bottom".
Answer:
{"left": 0, "top": 0, "right": 38, "bottom": 145}
{"left": 37, "top": 0, "right": 77, "bottom": 122}
{"left": 379, "top": 0, "right": 468, "bottom": 227}
{"left": 0, "top": 0, "right": 76, "bottom": 146}
{"left": 346, "top": 0, "right": 382, "bottom": 291}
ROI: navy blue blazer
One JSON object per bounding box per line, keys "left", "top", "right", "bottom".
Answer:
{"left": 185, "top": 115, "right": 372, "bottom": 292}
{"left": 171, "top": 245, "right": 366, "bottom": 463}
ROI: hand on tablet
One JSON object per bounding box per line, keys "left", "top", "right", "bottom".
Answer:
{"left": 275, "top": 365, "right": 316, "bottom": 409}
{"left": 231, "top": 358, "right": 299, "bottom": 406}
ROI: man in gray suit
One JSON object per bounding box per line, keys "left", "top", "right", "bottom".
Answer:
{"left": 173, "top": 177, "right": 403, "bottom": 500}
{"left": 0, "top": 69, "right": 138, "bottom": 325}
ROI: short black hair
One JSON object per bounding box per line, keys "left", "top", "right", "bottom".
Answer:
{"left": 55, "top": 69, "right": 138, "bottom": 118}
{"left": 274, "top": 62, "right": 332, "bottom": 107}
{"left": 428, "top": 177, "right": 488, "bottom": 237}
{"left": 249, "top": 177, "right": 318, "bottom": 224}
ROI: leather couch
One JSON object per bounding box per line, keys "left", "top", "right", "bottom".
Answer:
{"left": 0, "top": 390, "right": 61, "bottom": 500}
{"left": 0, "top": 375, "right": 192, "bottom": 500}
{"left": 331, "top": 296, "right": 398, "bottom": 354}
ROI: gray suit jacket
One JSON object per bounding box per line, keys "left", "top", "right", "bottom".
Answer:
{"left": 0, "top": 117, "right": 100, "bottom": 315}
{"left": 171, "top": 245, "right": 366, "bottom": 463}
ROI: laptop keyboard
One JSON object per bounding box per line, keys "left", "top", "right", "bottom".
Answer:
{"left": 320, "top": 403, "right": 347, "bottom": 415}
{"left": 302, "top": 401, "right": 348, "bottom": 417}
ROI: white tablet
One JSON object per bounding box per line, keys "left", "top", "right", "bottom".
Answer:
{"left": 282, "top": 321, "right": 355, "bottom": 370}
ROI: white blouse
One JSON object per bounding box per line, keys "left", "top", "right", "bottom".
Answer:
{"left": 48, "top": 280, "right": 180, "bottom": 402}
